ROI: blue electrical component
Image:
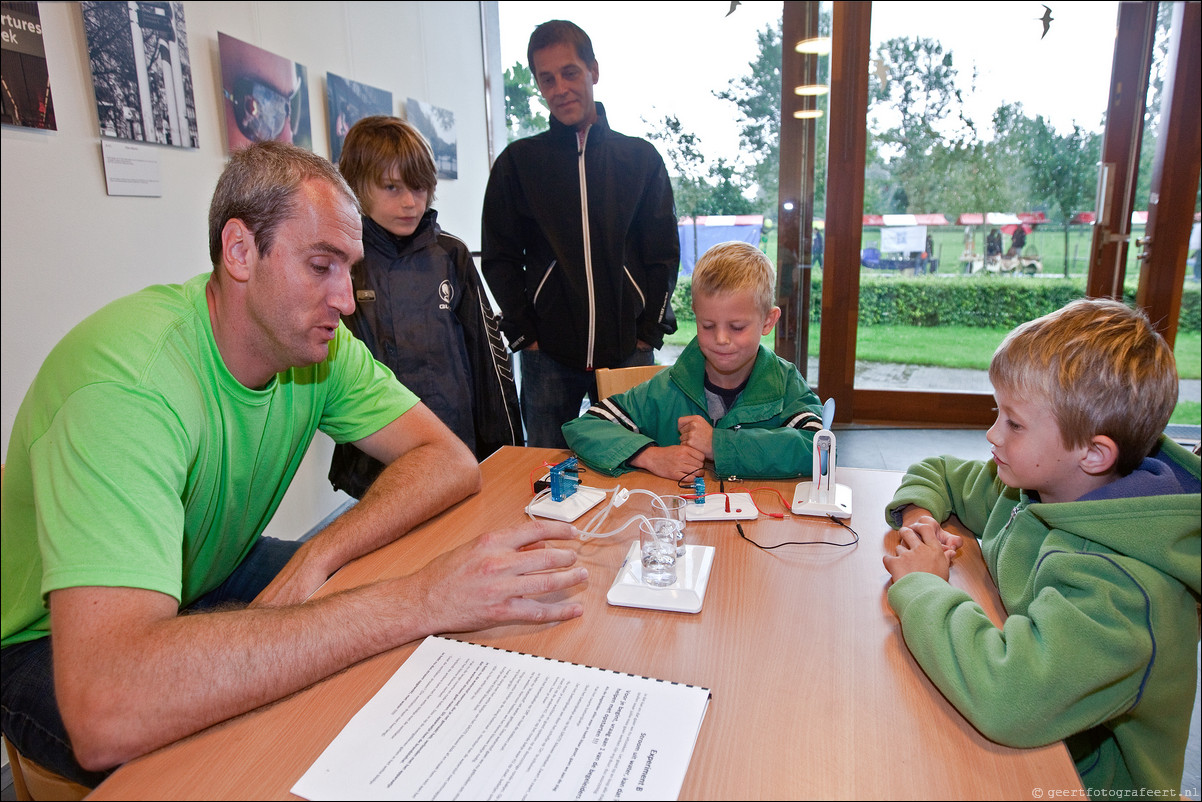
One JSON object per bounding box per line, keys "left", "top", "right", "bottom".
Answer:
{"left": 692, "top": 475, "right": 706, "bottom": 504}
{"left": 549, "top": 457, "right": 580, "bottom": 502}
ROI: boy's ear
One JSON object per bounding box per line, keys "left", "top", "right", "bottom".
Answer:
{"left": 761, "top": 306, "right": 782, "bottom": 335}
{"left": 1080, "top": 434, "right": 1119, "bottom": 476}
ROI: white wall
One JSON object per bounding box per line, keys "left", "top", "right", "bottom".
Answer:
{"left": 1, "top": 1, "right": 503, "bottom": 539}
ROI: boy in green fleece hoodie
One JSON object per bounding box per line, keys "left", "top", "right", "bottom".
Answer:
{"left": 883, "top": 298, "right": 1200, "bottom": 797}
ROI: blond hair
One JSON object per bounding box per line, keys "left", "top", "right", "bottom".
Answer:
{"left": 337, "top": 116, "right": 436, "bottom": 209}
{"left": 690, "top": 241, "right": 776, "bottom": 315}
{"left": 989, "top": 298, "right": 1177, "bottom": 474}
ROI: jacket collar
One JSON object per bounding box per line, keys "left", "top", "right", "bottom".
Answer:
{"left": 547, "top": 101, "right": 611, "bottom": 144}
{"left": 361, "top": 208, "right": 439, "bottom": 257}
{"left": 669, "top": 339, "right": 787, "bottom": 423}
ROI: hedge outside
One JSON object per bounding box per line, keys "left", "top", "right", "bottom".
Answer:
{"left": 671, "top": 274, "right": 1201, "bottom": 333}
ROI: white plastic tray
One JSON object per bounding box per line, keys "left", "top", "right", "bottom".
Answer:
{"left": 790, "top": 481, "right": 853, "bottom": 519}
{"left": 683, "top": 492, "right": 757, "bottom": 521}
{"left": 526, "top": 486, "right": 606, "bottom": 522}
{"left": 606, "top": 542, "right": 715, "bottom": 614}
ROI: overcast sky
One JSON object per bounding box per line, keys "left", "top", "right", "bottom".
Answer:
{"left": 498, "top": 1, "right": 1121, "bottom": 168}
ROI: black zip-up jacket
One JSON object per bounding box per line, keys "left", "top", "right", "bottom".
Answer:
{"left": 329, "top": 210, "right": 521, "bottom": 499}
{"left": 481, "top": 102, "right": 679, "bottom": 371}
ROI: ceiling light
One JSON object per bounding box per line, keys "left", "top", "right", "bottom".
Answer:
{"left": 794, "top": 37, "right": 831, "bottom": 55}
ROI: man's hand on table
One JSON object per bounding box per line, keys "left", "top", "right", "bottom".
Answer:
{"left": 410, "top": 520, "right": 588, "bottom": 631}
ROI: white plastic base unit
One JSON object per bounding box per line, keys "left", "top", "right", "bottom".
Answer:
{"left": 790, "top": 481, "right": 854, "bottom": 519}
{"left": 606, "top": 543, "right": 715, "bottom": 614}
{"left": 683, "top": 492, "right": 757, "bottom": 521}
{"left": 526, "top": 486, "right": 606, "bottom": 522}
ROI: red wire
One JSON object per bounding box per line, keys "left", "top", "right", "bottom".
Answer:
{"left": 528, "top": 461, "right": 560, "bottom": 496}
{"left": 748, "top": 487, "right": 791, "bottom": 519}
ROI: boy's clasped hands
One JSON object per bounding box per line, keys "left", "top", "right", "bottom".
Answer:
{"left": 677, "top": 415, "right": 714, "bottom": 460}
{"left": 883, "top": 508, "right": 964, "bottom": 582}
{"left": 628, "top": 415, "right": 713, "bottom": 481}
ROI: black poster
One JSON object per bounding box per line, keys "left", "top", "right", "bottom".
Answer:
{"left": 1, "top": 1, "right": 56, "bottom": 129}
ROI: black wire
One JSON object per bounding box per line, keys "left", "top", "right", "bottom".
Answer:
{"left": 736, "top": 516, "right": 860, "bottom": 550}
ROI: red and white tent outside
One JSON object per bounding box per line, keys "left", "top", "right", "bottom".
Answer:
{"left": 862, "top": 213, "right": 950, "bottom": 226}
{"left": 957, "top": 212, "right": 1046, "bottom": 236}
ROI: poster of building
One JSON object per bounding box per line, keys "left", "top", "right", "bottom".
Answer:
{"left": 1, "top": 1, "right": 56, "bottom": 129}
{"left": 406, "top": 97, "right": 457, "bottom": 179}
{"left": 326, "top": 72, "right": 391, "bottom": 162}
{"left": 218, "top": 32, "right": 312, "bottom": 154}
{"left": 81, "top": 1, "right": 197, "bottom": 148}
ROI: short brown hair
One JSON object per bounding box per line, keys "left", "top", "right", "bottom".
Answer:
{"left": 989, "top": 298, "right": 1177, "bottom": 474}
{"left": 527, "top": 20, "right": 595, "bottom": 74}
{"left": 690, "top": 241, "right": 776, "bottom": 316}
{"left": 337, "top": 115, "right": 436, "bottom": 208}
{"left": 208, "top": 141, "right": 358, "bottom": 267}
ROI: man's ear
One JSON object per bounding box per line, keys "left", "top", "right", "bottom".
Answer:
{"left": 1080, "top": 434, "right": 1119, "bottom": 476}
{"left": 590, "top": 60, "right": 600, "bottom": 85}
{"left": 220, "top": 219, "right": 256, "bottom": 283}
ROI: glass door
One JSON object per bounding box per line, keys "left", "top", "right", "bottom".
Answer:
{"left": 800, "top": 0, "right": 1191, "bottom": 426}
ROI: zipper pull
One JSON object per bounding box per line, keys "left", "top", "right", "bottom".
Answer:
{"left": 1001, "top": 502, "right": 1023, "bottom": 535}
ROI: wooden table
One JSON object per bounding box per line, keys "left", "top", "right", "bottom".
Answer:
{"left": 89, "top": 447, "right": 1084, "bottom": 800}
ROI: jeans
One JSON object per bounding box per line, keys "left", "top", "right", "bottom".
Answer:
{"left": 520, "top": 347, "right": 655, "bottom": 448}
{"left": 0, "top": 536, "right": 302, "bottom": 787}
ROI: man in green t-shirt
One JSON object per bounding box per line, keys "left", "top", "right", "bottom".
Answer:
{"left": 0, "top": 142, "right": 588, "bottom": 787}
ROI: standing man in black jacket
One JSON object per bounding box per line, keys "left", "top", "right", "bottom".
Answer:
{"left": 482, "top": 19, "right": 679, "bottom": 448}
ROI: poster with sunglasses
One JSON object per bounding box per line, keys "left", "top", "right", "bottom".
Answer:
{"left": 81, "top": 1, "right": 197, "bottom": 148}
{"left": 406, "top": 98, "right": 457, "bottom": 180}
{"left": 217, "top": 32, "right": 312, "bottom": 154}
{"left": 326, "top": 72, "right": 392, "bottom": 163}
{"left": 1, "top": 1, "right": 57, "bottom": 130}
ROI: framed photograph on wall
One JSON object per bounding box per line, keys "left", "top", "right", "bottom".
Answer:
{"left": 406, "top": 98, "right": 457, "bottom": 180}
{"left": 1, "top": 1, "right": 57, "bottom": 130}
{"left": 81, "top": 0, "right": 197, "bottom": 148}
{"left": 326, "top": 72, "right": 391, "bottom": 163}
{"left": 217, "top": 32, "right": 312, "bottom": 154}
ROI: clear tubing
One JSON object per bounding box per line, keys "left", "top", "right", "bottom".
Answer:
{"left": 526, "top": 485, "right": 672, "bottom": 541}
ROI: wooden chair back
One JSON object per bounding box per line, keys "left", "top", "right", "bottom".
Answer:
{"left": 594, "top": 365, "right": 667, "bottom": 399}
{"left": 4, "top": 718, "right": 92, "bottom": 800}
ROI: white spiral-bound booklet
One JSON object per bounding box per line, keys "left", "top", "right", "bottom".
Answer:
{"left": 293, "top": 635, "right": 711, "bottom": 801}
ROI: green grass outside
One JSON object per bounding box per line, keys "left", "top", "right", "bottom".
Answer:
{"left": 663, "top": 323, "right": 1201, "bottom": 425}
{"left": 759, "top": 225, "right": 1153, "bottom": 282}
{"left": 1173, "top": 401, "right": 1201, "bottom": 425}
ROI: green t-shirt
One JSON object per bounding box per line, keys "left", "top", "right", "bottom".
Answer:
{"left": 1, "top": 274, "right": 417, "bottom": 645}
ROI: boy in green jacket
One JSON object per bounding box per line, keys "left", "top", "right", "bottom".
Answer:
{"left": 561, "top": 241, "right": 822, "bottom": 480}
{"left": 883, "top": 298, "right": 1201, "bottom": 796}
